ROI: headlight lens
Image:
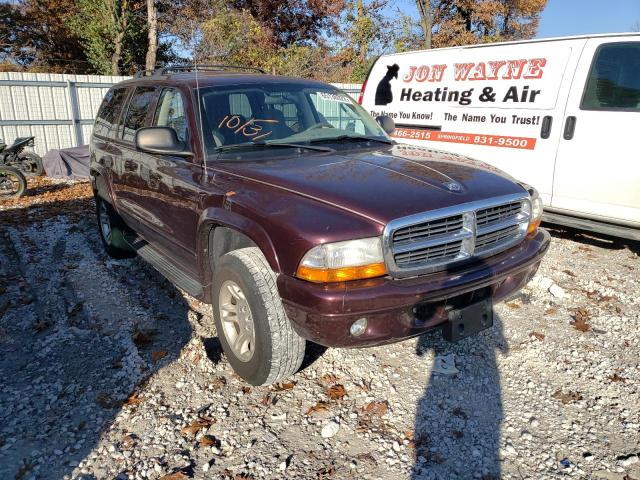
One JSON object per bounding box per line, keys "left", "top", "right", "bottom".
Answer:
{"left": 528, "top": 190, "right": 543, "bottom": 235}
{"left": 296, "top": 237, "right": 387, "bottom": 283}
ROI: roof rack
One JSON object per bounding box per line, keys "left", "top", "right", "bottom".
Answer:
{"left": 134, "top": 64, "right": 266, "bottom": 78}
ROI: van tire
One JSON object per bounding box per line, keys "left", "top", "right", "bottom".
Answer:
{"left": 212, "top": 247, "right": 305, "bottom": 386}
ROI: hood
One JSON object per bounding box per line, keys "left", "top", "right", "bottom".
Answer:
{"left": 214, "top": 144, "right": 525, "bottom": 225}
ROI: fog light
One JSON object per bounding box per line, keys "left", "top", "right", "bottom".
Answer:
{"left": 350, "top": 317, "right": 368, "bottom": 337}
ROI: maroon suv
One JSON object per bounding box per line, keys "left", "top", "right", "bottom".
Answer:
{"left": 90, "top": 66, "right": 549, "bottom": 385}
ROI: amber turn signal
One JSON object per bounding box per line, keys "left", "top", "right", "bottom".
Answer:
{"left": 296, "top": 262, "right": 387, "bottom": 283}
{"left": 527, "top": 218, "right": 541, "bottom": 236}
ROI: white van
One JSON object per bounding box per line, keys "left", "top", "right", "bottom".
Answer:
{"left": 360, "top": 33, "right": 640, "bottom": 240}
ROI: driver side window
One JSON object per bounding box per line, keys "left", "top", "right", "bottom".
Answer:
{"left": 154, "top": 88, "right": 188, "bottom": 142}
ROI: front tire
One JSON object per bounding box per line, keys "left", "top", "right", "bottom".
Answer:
{"left": 212, "top": 247, "right": 305, "bottom": 386}
{"left": 95, "top": 194, "right": 134, "bottom": 259}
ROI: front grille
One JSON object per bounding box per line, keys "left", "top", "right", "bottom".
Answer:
{"left": 393, "top": 214, "right": 463, "bottom": 244}
{"left": 476, "top": 201, "right": 522, "bottom": 226}
{"left": 383, "top": 194, "right": 531, "bottom": 278}
{"left": 395, "top": 240, "right": 462, "bottom": 268}
{"left": 475, "top": 224, "right": 520, "bottom": 252}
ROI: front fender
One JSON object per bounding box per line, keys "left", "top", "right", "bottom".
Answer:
{"left": 196, "top": 207, "right": 281, "bottom": 278}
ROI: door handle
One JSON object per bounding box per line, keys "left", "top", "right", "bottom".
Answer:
{"left": 563, "top": 116, "right": 576, "bottom": 140}
{"left": 540, "top": 116, "right": 553, "bottom": 139}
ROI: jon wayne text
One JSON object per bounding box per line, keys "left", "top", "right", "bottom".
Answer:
{"left": 445, "top": 112, "right": 541, "bottom": 125}
{"left": 402, "top": 58, "right": 547, "bottom": 83}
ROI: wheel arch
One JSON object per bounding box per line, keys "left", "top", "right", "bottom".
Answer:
{"left": 196, "top": 207, "right": 281, "bottom": 300}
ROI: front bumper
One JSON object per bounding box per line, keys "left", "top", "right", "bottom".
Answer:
{"left": 278, "top": 229, "right": 550, "bottom": 347}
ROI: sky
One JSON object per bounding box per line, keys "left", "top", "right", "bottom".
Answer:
{"left": 392, "top": 0, "right": 640, "bottom": 38}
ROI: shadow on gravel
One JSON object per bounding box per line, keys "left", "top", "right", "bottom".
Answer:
{"left": 544, "top": 222, "right": 640, "bottom": 254}
{"left": 411, "top": 313, "right": 508, "bottom": 480}
{"left": 0, "top": 198, "right": 207, "bottom": 479}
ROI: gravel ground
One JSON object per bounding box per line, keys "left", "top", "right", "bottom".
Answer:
{"left": 1, "top": 179, "right": 639, "bottom": 480}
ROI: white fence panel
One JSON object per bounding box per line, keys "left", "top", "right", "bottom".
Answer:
{"left": 0, "top": 72, "right": 362, "bottom": 156}
{"left": 0, "top": 72, "right": 129, "bottom": 155}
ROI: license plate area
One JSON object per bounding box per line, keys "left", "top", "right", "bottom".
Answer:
{"left": 443, "top": 298, "right": 493, "bottom": 342}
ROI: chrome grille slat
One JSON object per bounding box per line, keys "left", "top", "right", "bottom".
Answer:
{"left": 382, "top": 193, "right": 532, "bottom": 278}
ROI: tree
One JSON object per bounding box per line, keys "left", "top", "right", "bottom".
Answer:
{"left": 0, "top": 0, "right": 90, "bottom": 72}
{"left": 415, "top": 0, "right": 432, "bottom": 48}
{"left": 145, "top": 0, "right": 158, "bottom": 70}
{"left": 229, "top": 0, "right": 346, "bottom": 47}
{"left": 430, "top": 0, "right": 548, "bottom": 48}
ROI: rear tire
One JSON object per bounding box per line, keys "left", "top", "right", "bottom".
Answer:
{"left": 15, "top": 152, "right": 44, "bottom": 177}
{"left": 0, "top": 167, "right": 26, "bottom": 199}
{"left": 212, "top": 247, "right": 305, "bottom": 386}
{"left": 95, "top": 194, "right": 134, "bottom": 259}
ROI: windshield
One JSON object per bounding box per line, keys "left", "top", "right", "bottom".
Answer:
{"left": 197, "top": 82, "right": 388, "bottom": 155}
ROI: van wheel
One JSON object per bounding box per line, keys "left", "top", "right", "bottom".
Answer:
{"left": 212, "top": 247, "right": 305, "bottom": 386}
{"left": 95, "top": 194, "right": 134, "bottom": 259}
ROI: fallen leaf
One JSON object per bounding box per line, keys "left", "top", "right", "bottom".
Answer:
{"left": 270, "top": 381, "right": 296, "bottom": 392}
{"left": 325, "top": 384, "right": 347, "bottom": 401}
{"left": 562, "top": 269, "right": 577, "bottom": 277}
{"left": 241, "top": 386, "right": 251, "bottom": 394}
{"left": 260, "top": 394, "right": 271, "bottom": 406}
{"left": 552, "top": 389, "right": 583, "bottom": 404}
{"left": 210, "top": 376, "right": 227, "bottom": 389}
{"left": 123, "top": 392, "right": 144, "bottom": 406}
{"left": 159, "top": 473, "right": 188, "bottom": 480}
{"left": 320, "top": 373, "right": 338, "bottom": 384}
{"left": 505, "top": 302, "right": 521, "bottom": 309}
{"left": 180, "top": 417, "right": 213, "bottom": 436}
{"left": 306, "top": 401, "right": 330, "bottom": 415}
{"left": 362, "top": 401, "right": 388, "bottom": 416}
{"left": 452, "top": 430, "right": 464, "bottom": 439}
{"left": 529, "top": 331, "right": 545, "bottom": 341}
{"left": 199, "top": 435, "right": 219, "bottom": 447}
{"left": 608, "top": 373, "right": 626, "bottom": 383}
{"left": 570, "top": 308, "right": 591, "bottom": 332}
{"left": 152, "top": 349, "right": 167, "bottom": 362}
{"left": 33, "top": 319, "right": 50, "bottom": 332}
{"left": 132, "top": 329, "right": 153, "bottom": 347}
{"left": 403, "top": 430, "right": 414, "bottom": 441}
{"left": 544, "top": 307, "right": 558, "bottom": 315}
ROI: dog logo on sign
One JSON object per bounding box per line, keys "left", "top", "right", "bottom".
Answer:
{"left": 374, "top": 64, "right": 400, "bottom": 106}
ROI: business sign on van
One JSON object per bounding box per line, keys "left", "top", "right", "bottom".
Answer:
{"left": 365, "top": 46, "right": 572, "bottom": 150}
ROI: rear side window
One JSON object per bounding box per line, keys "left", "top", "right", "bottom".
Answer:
{"left": 94, "top": 87, "right": 128, "bottom": 138}
{"left": 122, "top": 87, "right": 157, "bottom": 143}
{"left": 582, "top": 43, "right": 640, "bottom": 111}
{"left": 154, "top": 88, "right": 188, "bottom": 142}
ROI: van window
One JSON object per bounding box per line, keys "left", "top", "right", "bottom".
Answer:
{"left": 122, "top": 87, "right": 157, "bottom": 143}
{"left": 582, "top": 43, "right": 640, "bottom": 111}
{"left": 154, "top": 88, "right": 188, "bottom": 142}
{"left": 94, "top": 87, "right": 128, "bottom": 138}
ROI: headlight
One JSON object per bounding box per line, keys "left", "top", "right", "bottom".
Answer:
{"left": 528, "top": 189, "right": 543, "bottom": 236}
{"left": 296, "top": 237, "right": 387, "bottom": 283}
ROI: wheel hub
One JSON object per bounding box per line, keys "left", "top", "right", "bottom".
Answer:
{"left": 219, "top": 280, "right": 255, "bottom": 362}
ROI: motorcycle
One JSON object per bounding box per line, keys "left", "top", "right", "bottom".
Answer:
{"left": 0, "top": 166, "right": 27, "bottom": 199}
{"left": 0, "top": 136, "right": 44, "bottom": 177}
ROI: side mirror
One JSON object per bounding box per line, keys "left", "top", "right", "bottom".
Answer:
{"left": 135, "top": 127, "right": 192, "bottom": 157}
{"left": 376, "top": 115, "right": 395, "bottom": 135}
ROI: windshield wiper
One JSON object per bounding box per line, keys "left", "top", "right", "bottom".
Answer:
{"left": 308, "top": 135, "right": 394, "bottom": 145}
{"left": 216, "top": 141, "right": 334, "bottom": 153}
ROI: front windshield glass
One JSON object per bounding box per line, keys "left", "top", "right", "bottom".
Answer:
{"left": 197, "top": 83, "right": 388, "bottom": 154}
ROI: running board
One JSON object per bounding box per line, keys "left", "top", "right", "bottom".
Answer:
{"left": 125, "top": 235, "right": 204, "bottom": 297}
